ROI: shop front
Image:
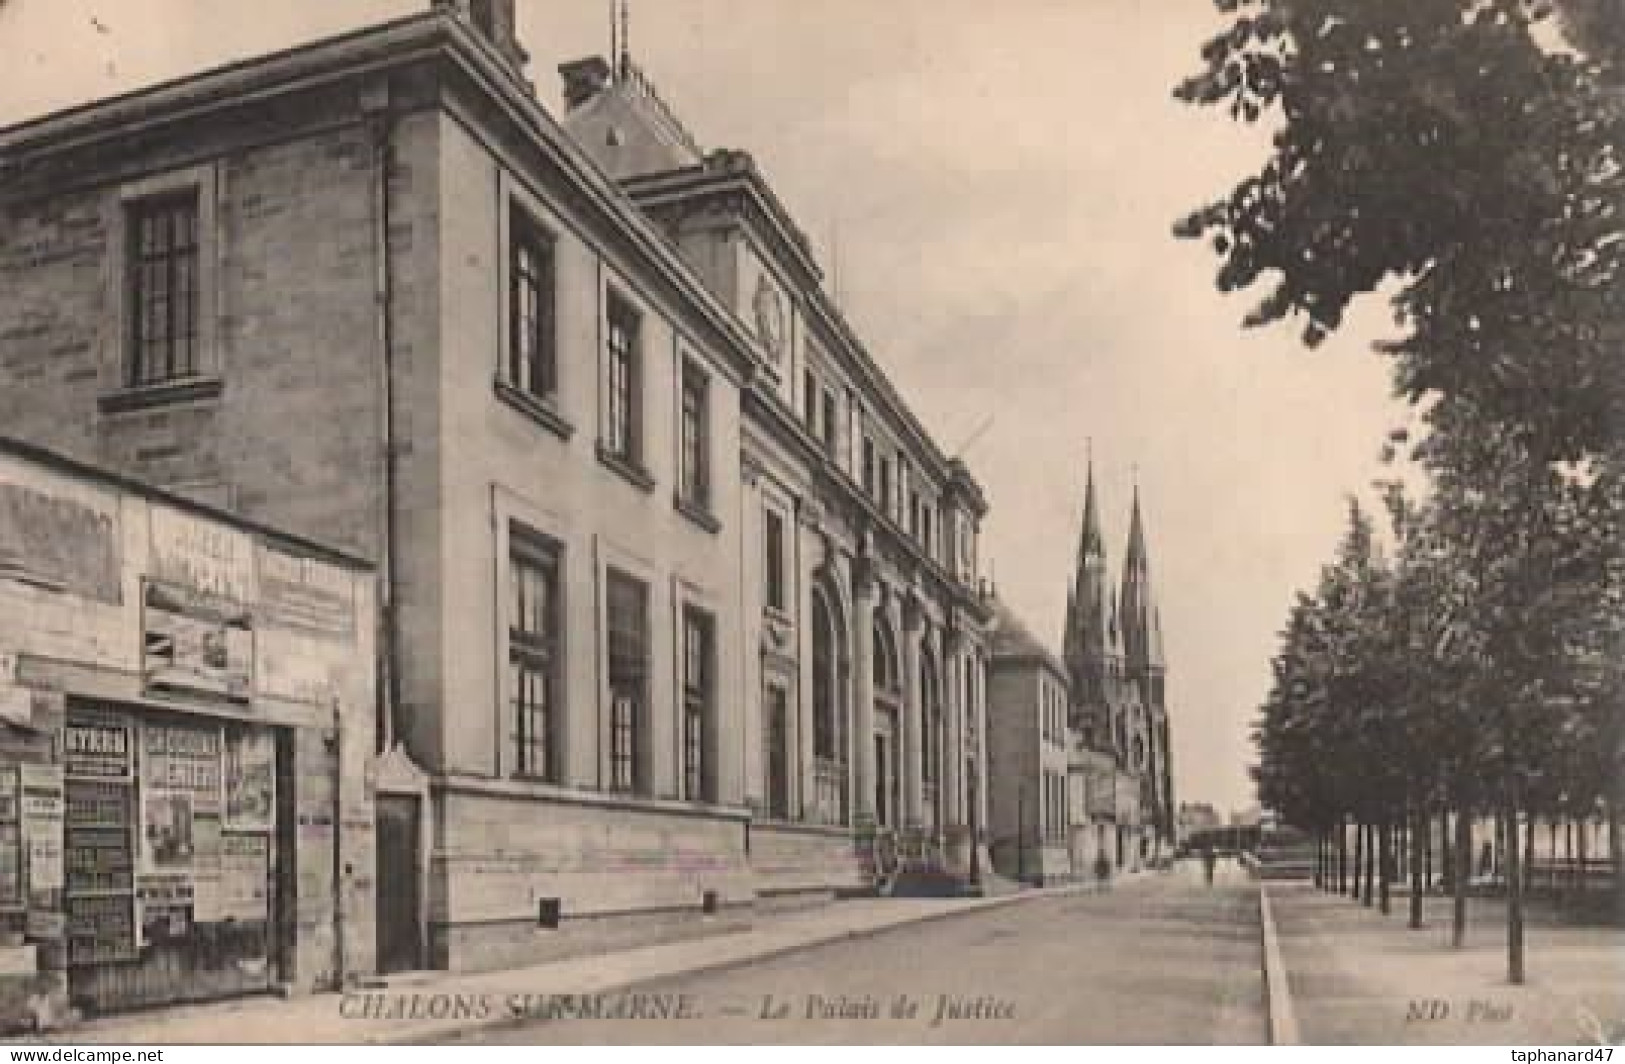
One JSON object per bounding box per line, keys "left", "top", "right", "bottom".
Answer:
{"left": 0, "top": 440, "right": 378, "bottom": 1027}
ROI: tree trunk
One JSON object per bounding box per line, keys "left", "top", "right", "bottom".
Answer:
{"left": 1612, "top": 800, "right": 1624, "bottom": 924}
{"left": 1353, "top": 821, "right": 1364, "bottom": 902}
{"left": 1379, "top": 820, "right": 1392, "bottom": 915}
{"left": 1410, "top": 807, "right": 1425, "bottom": 929}
{"left": 1363, "top": 823, "right": 1376, "bottom": 907}
{"left": 1576, "top": 817, "right": 1588, "bottom": 904}
{"left": 1453, "top": 802, "right": 1471, "bottom": 948}
{"left": 1506, "top": 792, "right": 1526, "bottom": 985}
{"left": 1338, "top": 817, "right": 1349, "bottom": 895}
{"left": 1524, "top": 808, "right": 1536, "bottom": 894}
{"left": 1440, "top": 808, "right": 1453, "bottom": 891}
{"left": 1425, "top": 809, "right": 1435, "bottom": 893}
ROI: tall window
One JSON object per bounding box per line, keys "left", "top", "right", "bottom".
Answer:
{"left": 605, "top": 294, "right": 641, "bottom": 464}
{"left": 820, "top": 388, "right": 838, "bottom": 453}
{"left": 605, "top": 569, "right": 648, "bottom": 794}
{"left": 679, "top": 363, "right": 710, "bottom": 509}
{"left": 764, "top": 685, "right": 790, "bottom": 819}
{"left": 510, "top": 531, "right": 561, "bottom": 780}
{"left": 681, "top": 606, "right": 714, "bottom": 802}
{"left": 508, "top": 208, "right": 556, "bottom": 399}
{"left": 764, "top": 509, "right": 787, "bottom": 612}
{"left": 877, "top": 457, "right": 893, "bottom": 517}
{"left": 802, "top": 369, "right": 818, "bottom": 430}
{"left": 811, "top": 593, "right": 838, "bottom": 761}
{"left": 861, "top": 438, "right": 876, "bottom": 493}
{"left": 128, "top": 193, "right": 200, "bottom": 386}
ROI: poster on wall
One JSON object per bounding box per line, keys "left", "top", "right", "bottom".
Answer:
{"left": 223, "top": 729, "right": 274, "bottom": 833}
{"left": 140, "top": 722, "right": 222, "bottom": 879}
{"left": 142, "top": 582, "right": 253, "bottom": 704}
{"left": 0, "top": 475, "right": 121, "bottom": 604}
{"left": 257, "top": 546, "right": 356, "bottom": 640}
{"left": 147, "top": 506, "right": 253, "bottom": 605}
{"left": 191, "top": 813, "right": 223, "bottom": 923}
{"left": 63, "top": 717, "right": 134, "bottom": 780}
{"left": 19, "top": 763, "right": 63, "bottom": 893}
{"left": 218, "top": 833, "right": 269, "bottom": 924}
{"left": 135, "top": 873, "right": 194, "bottom": 945}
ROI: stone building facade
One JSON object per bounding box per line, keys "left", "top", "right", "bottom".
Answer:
{"left": 558, "top": 42, "right": 995, "bottom": 896}
{"left": 0, "top": 0, "right": 993, "bottom": 981}
{"left": 0, "top": 438, "right": 375, "bottom": 1024}
{"left": 987, "top": 600, "right": 1073, "bottom": 885}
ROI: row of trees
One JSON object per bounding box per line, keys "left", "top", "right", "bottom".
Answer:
{"left": 1176, "top": 0, "right": 1623, "bottom": 982}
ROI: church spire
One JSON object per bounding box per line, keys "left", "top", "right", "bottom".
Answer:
{"left": 1120, "top": 481, "right": 1163, "bottom": 673}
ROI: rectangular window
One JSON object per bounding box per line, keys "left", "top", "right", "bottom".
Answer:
{"left": 508, "top": 208, "right": 556, "bottom": 400}
{"left": 605, "top": 294, "right": 642, "bottom": 464}
{"left": 820, "top": 388, "right": 837, "bottom": 453}
{"left": 682, "top": 606, "right": 715, "bottom": 802}
{"left": 861, "top": 438, "right": 876, "bottom": 494}
{"left": 802, "top": 369, "right": 818, "bottom": 431}
{"left": 679, "top": 363, "right": 710, "bottom": 509}
{"left": 878, "top": 457, "right": 892, "bottom": 516}
{"left": 510, "top": 531, "right": 561, "bottom": 780}
{"left": 605, "top": 569, "right": 648, "bottom": 795}
{"left": 921, "top": 506, "right": 933, "bottom": 556}
{"left": 764, "top": 509, "right": 786, "bottom": 612}
{"left": 128, "top": 193, "right": 201, "bottom": 386}
{"left": 764, "top": 685, "right": 790, "bottom": 820}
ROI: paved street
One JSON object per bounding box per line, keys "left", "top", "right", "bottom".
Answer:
{"left": 441, "top": 861, "right": 1264, "bottom": 1045}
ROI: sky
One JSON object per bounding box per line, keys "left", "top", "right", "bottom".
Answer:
{"left": 0, "top": 0, "right": 1419, "bottom": 816}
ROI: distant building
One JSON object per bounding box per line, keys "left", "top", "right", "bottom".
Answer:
{"left": 987, "top": 599, "right": 1072, "bottom": 885}
{"left": 1063, "top": 462, "right": 1174, "bottom": 870}
{"left": 1178, "top": 801, "right": 1223, "bottom": 844}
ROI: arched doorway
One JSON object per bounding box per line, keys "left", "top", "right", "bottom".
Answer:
{"left": 810, "top": 586, "right": 850, "bottom": 825}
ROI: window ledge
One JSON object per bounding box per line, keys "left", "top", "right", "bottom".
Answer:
{"left": 98, "top": 376, "right": 222, "bottom": 414}
{"left": 595, "top": 443, "right": 656, "bottom": 494}
{"left": 674, "top": 494, "right": 721, "bottom": 535}
{"left": 495, "top": 380, "right": 574, "bottom": 441}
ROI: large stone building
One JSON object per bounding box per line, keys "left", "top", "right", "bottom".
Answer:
{"left": 0, "top": 0, "right": 992, "bottom": 989}
{"left": 1063, "top": 465, "right": 1174, "bottom": 871}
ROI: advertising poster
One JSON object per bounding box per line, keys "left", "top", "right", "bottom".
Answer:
{"left": 0, "top": 473, "right": 121, "bottom": 604}
{"left": 219, "top": 833, "right": 269, "bottom": 924}
{"left": 191, "top": 813, "right": 223, "bottom": 923}
{"left": 63, "top": 717, "right": 133, "bottom": 781}
{"left": 142, "top": 581, "right": 254, "bottom": 704}
{"left": 135, "top": 873, "right": 194, "bottom": 945}
{"left": 140, "top": 722, "right": 221, "bottom": 874}
{"left": 19, "top": 763, "right": 63, "bottom": 893}
{"left": 224, "top": 729, "right": 275, "bottom": 832}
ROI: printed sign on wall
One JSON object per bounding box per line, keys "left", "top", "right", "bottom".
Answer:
{"left": 64, "top": 717, "right": 134, "bottom": 780}
{"left": 223, "top": 728, "right": 275, "bottom": 833}
{"left": 20, "top": 763, "right": 64, "bottom": 893}
{"left": 140, "top": 722, "right": 221, "bottom": 872}
{"left": 147, "top": 506, "right": 253, "bottom": 605}
{"left": 142, "top": 581, "right": 253, "bottom": 703}
{"left": 0, "top": 473, "right": 121, "bottom": 604}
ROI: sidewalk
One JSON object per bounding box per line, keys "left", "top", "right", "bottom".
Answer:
{"left": 1265, "top": 882, "right": 1625, "bottom": 1045}
{"left": 22, "top": 877, "right": 1140, "bottom": 1045}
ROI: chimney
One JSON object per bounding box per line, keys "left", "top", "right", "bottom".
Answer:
{"left": 433, "top": 0, "right": 531, "bottom": 79}
{"left": 559, "top": 56, "right": 613, "bottom": 111}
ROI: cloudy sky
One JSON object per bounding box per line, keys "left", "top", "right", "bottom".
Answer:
{"left": 1, "top": 0, "right": 1417, "bottom": 815}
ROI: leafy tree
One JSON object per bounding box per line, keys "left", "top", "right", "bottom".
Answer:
{"left": 1175, "top": 0, "right": 1625, "bottom": 460}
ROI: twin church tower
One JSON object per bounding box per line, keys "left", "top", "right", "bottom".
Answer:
{"left": 1063, "top": 463, "right": 1175, "bottom": 850}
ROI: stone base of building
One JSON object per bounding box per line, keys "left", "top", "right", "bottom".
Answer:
{"left": 750, "top": 820, "right": 869, "bottom": 900}
{"left": 429, "top": 902, "right": 754, "bottom": 974}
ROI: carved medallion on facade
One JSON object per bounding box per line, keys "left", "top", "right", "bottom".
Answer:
{"left": 752, "top": 274, "right": 786, "bottom": 364}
